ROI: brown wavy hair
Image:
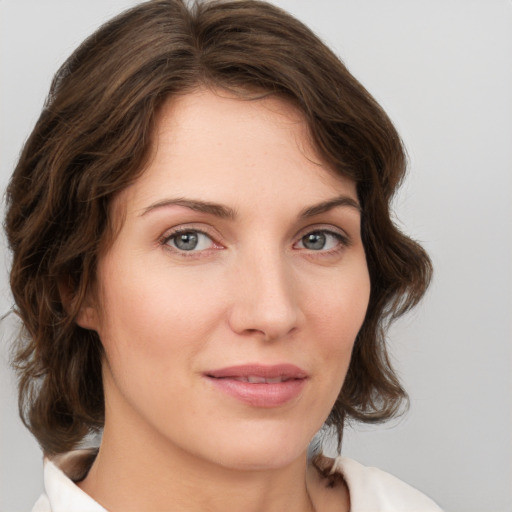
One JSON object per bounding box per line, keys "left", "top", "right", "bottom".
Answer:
{"left": 4, "top": 0, "right": 432, "bottom": 455}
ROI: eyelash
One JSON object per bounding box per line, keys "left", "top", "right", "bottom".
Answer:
{"left": 159, "top": 227, "right": 222, "bottom": 258}
{"left": 294, "top": 229, "right": 350, "bottom": 256}
{"left": 159, "top": 226, "right": 350, "bottom": 258}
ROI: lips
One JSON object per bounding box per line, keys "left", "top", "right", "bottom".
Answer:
{"left": 205, "top": 364, "right": 308, "bottom": 407}
{"left": 207, "top": 363, "right": 307, "bottom": 380}
{"left": 231, "top": 376, "right": 291, "bottom": 383}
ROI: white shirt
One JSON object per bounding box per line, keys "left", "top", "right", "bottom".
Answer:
{"left": 31, "top": 451, "right": 443, "bottom": 512}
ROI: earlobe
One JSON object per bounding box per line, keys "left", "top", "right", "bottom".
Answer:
{"left": 58, "top": 278, "right": 99, "bottom": 331}
{"left": 76, "top": 305, "right": 99, "bottom": 331}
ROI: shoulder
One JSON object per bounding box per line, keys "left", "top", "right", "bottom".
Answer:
{"left": 31, "top": 450, "right": 106, "bottom": 512}
{"left": 333, "top": 456, "right": 443, "bottom": 512}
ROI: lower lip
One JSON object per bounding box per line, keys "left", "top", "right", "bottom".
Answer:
{"left": 206, "top": 377, "right": 307, "bottom": 408}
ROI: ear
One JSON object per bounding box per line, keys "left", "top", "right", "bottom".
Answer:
{"left": 58, "top": 278, "right": 99, "bottom": 331}
{"left": 75, "top": 303, "right": 99, "bottom": 331}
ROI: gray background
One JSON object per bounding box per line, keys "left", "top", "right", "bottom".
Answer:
{"left": 1, "top": 1, "right": 511, "bottom": 511}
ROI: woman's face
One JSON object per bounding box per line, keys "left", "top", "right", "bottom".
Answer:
{"left": 82, "top": 89, "right": 370, "bottom": 471}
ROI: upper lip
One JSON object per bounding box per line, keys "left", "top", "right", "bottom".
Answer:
{"left": 206, "top": 364, "right": 308, "bottom": 380}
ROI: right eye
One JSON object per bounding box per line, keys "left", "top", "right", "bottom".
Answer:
{"left": 164, "top": 230, "right": 216, "bottom": 252}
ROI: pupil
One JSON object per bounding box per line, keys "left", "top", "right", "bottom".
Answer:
{"left": 175, "top": 232, "right": 198, "bottom": 250}
{"left": 303, "top": 232, "right": 326, "bottom": 250}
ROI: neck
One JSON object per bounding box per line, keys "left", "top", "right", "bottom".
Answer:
{"left": 78, "top": 422, "right": 316, "bottom": 512}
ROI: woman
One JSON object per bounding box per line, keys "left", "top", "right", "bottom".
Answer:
{"left": 5, "top": 0, "right": 441, "bottom": 510}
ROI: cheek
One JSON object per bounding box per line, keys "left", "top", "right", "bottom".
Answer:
{"left": 94, "top": 266, "right": 219, "bottom": 420}
{"left": 307, "top": 263, "right": 370, "bottom": 381}
{"left": 312, "top": 263, "right": 370, "bottom": 336}
{"left": 93, "top": 265, "right": 214, "bottom": 395}
{"left": 97, "top": 256, "right": 222, "bottom": 342}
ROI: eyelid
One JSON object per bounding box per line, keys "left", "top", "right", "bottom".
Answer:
{"left": 295, "top": 224, "right": 351, "bottom": 244}
{"left": 292, "top": 225, "right": 352, "bottom": 256}
{"left": 159, "top": 224, "right": 226, "bottom": 253}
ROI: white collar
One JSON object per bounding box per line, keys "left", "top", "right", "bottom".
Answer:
{"left": 333, "top": 457, "right": 442, "bottom": 512}
{"left": 33, "top": 450, "right": 442, "bottom": 512}
{"left": 33, "top": 450, "right": 105, "bottom": 512}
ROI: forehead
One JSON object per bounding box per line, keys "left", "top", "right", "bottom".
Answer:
{"left": 116, "top": 88, "right": 357, "bottom": 217}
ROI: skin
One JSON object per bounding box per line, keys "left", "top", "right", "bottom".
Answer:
{"left": 77, "top": 89, "right": 370, "bottom": 512}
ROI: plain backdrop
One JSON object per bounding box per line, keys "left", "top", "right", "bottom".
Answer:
{"left": 1, "top": 1, "right": 511, "bottom": 511}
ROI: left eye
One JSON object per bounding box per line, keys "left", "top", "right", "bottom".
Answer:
{"left": 296, "top": 231, "right": 344, "bottom": 251}
{"left": 165, "top": 230, "right": 215, "bottom": 252}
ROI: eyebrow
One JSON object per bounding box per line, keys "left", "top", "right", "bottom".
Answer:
{"left": 141, "top": 198, "right": 237, "bottom": 219}
{"left": 140, "top": 194, "right": 360, "bottom": 220}
{"left": 298, "top": 195, "right": 361, "bottom": 218}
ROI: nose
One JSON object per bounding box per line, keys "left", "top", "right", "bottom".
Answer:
{"left": 227, "top": 250, "right": 299, "bottom": 341}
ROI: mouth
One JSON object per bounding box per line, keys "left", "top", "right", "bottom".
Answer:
{"left": 206, "top": 363, "right": 308, "bottom": 380}
{"left": 204, "top": 364, "right": 308, "bottom": 408}
{"left": 227, "top": 375, "right": 295, "bottom": 383}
